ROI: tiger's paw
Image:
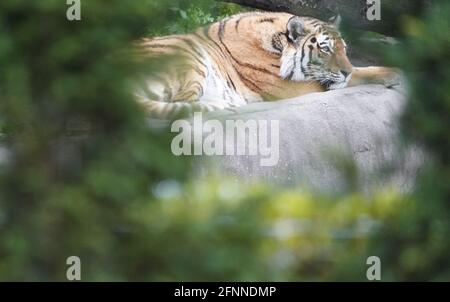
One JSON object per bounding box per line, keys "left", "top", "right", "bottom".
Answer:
{"left": 379, "top": 67, "right": 403, "bottom": 89}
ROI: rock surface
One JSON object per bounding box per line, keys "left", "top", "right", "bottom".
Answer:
{"left": 191, "top": 84, "right": 424, "bottom": 193}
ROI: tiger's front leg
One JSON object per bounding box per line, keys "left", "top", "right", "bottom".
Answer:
{"left": 348, "top": 66, "right": 402, "bottom": 88}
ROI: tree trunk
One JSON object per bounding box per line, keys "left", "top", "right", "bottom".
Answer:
{"left": 221, "top": 0, "right": 432, "bottom": 36}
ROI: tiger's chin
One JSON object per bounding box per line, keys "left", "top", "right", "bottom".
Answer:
{"left": 324, "top": 76, "right": 351, "bottom": 90}
{"left": 327, "top": 81, "right": 348, "bottom": 90}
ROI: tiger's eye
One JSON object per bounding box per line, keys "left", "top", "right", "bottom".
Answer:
{"left": 311, "top": 37, "right": 317, "bottom": 43}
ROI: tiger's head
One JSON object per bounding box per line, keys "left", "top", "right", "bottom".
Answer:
{"left": 279, "top": 16, "right": 353, "bottom": 90}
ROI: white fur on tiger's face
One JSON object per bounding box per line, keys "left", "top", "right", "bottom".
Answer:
{"left": 135, "top": 12, "right": 355, "bottom": 119}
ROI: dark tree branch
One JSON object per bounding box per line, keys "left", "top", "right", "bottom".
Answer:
{"left": 221, "top": 0, "right": 433, "bottom": 36}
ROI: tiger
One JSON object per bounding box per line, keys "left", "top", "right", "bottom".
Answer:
{"left": 134, "top": 11, "right": 400, "bottom": 119}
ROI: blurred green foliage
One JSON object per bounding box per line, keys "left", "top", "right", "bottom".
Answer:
{"left": 0, "top": 0, "right": 449, "bottom": 281}
{"left": 374, "top": 0, "right": 450, "bottom": 281}
{"left": 157, "top": 2, "right": 245, "bottom": 35}
{"left": 0, "top": 0, "right": 193, "bottom": 280}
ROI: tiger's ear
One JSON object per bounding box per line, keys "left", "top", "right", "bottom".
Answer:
{"left": 329, "top": 15, "right": 342, "bottom": 28}
{"left": 286, "top": 16, "right": 305, "bottom": 43}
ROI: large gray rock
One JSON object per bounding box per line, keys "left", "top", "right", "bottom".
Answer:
{"left": 190, "top": 84, "right": 424, "bottom": 193}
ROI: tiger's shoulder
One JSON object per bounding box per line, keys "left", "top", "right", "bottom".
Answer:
{"left": 203, "top": 11, "right": 330, "bottom": 50}
{"left": 137, "top": 11, "right": 325, "bottom": 55}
